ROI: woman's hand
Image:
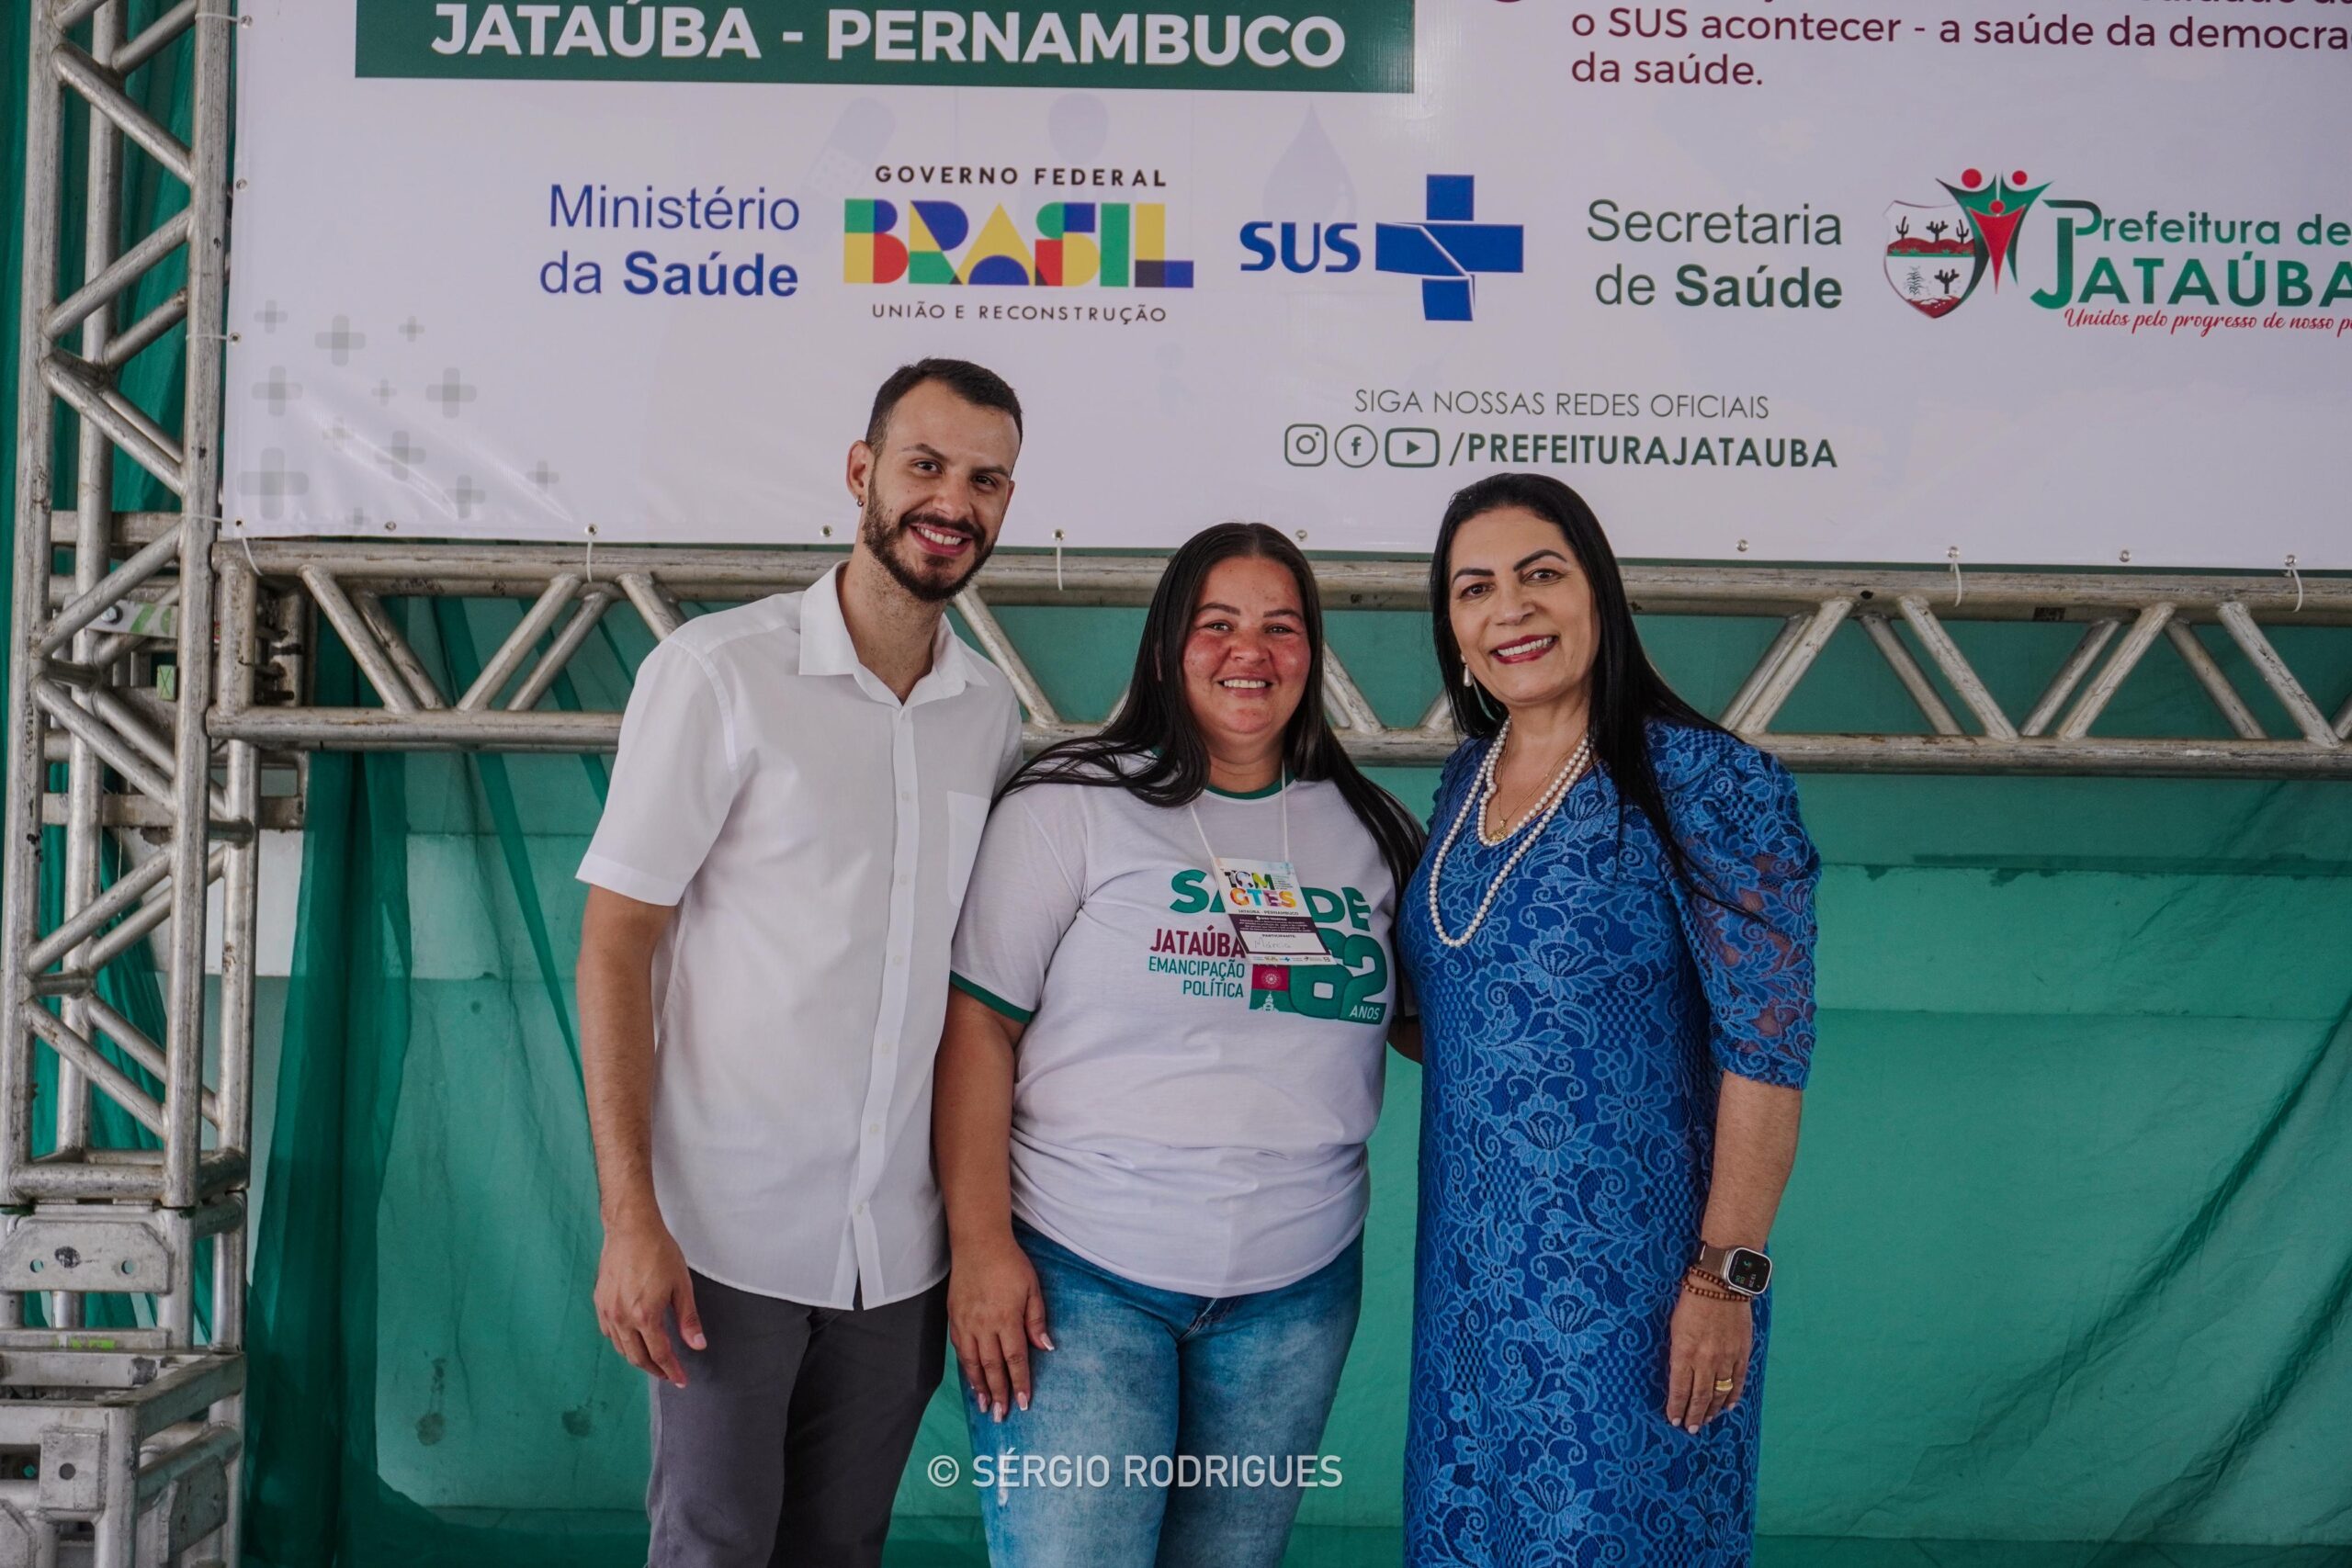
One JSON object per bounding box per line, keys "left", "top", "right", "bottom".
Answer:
{"left": 1664, "top": 1286, "right": 1752, "bottom": 1433}
{"left": 948, "top": 1233, "right": 1053, "bottom": 1423}
{"left": 1677, "top": 1076, "right": 1803, "bottom": 1431}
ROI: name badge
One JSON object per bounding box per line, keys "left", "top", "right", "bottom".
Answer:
{"left": 1215, "top": 857, "right": 1326, "bottom": 965}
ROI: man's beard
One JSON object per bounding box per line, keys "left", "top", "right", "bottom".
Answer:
{"left": 859, "top": 491, "right": 991, "bottom": 604}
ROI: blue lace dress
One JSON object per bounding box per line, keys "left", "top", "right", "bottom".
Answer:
{"left": 1400, "top": 722, "right": 1819, "bottom": 1568}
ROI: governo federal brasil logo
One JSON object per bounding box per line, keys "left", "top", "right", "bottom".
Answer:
{"left": 845, "top": 198, "right": 1193, "bottom": 288}
{"left": 1884, "top": 167, "right": 2050, "bottom": 319}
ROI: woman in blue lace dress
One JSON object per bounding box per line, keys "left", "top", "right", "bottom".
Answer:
{"left": 1399, "top": 474, "right": 1820, "bottom": 1568}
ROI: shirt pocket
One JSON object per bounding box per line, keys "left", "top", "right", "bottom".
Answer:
{"left": 946, "top": 790, "right": 989, "bottom": 903}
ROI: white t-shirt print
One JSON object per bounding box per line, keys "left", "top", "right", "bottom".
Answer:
{"left": 950, "top": 773, "right": 1404, "bottom": 1297}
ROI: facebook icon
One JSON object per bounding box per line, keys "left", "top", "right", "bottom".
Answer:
{"left": 1374, "top": 175, "right": 1525, "bottom": 321}
{"left": 1333, "top": 424, "right": 1377, "bottom": 468}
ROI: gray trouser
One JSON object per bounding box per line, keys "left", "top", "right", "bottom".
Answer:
{"left": 648, "top": 1269, "right": 947, "bottom": 1568}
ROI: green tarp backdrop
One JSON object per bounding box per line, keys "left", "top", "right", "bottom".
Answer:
{"left": 5, "top": 14, "right": 2349, "bottom": 1565}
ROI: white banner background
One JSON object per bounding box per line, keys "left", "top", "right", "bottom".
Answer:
{"left": 222, "top": 1, "right": 2352, "bottom": 565}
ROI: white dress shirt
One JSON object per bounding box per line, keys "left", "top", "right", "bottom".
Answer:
{"left": 579, "top": 565, "right": 1023, "bottom": 1307}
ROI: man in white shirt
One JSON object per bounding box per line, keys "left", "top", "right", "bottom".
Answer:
{"left": 575, "top": 359, "right": 1027, "bottom": 1567}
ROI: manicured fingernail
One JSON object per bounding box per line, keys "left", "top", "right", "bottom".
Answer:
{"left": 1017, "top": 1393, "right": 1029, "bottom": 1410}
{"left": 1041, "top": 1335, "right": 1055, "bottom": 1351}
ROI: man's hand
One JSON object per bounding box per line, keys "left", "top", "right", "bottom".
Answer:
{"left": 596, "top": 1209, "right": 705, "bottom": 1387}
{"left": 579, "top": 887, "right": 688, "bottom": 1382}
{"left": 947, "top": 1233, "right": 1051, "bottom": 1422}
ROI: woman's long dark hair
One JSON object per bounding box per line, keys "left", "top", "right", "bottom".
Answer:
{"left": 1429, "top": 473, "right": 1723, "bottom": 896}
{"left": 1006, "top": 523, "right": 1425, "bottom": 900}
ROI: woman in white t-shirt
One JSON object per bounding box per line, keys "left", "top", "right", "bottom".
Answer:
{"left": 934, "top": 523, "right": 1424, "bottom": 1568}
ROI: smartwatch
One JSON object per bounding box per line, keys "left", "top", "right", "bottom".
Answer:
{"left": 1692, "top": 1242, "right": 1772, "bottom": 1298}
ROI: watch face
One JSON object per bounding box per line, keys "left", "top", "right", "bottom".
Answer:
{"left": 1727, "top": 1249, "right": 1771, "bottom": 1293}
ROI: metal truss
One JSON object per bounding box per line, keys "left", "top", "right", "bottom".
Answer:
{"left": 170, "top": 535, "right": 2352, "bottom": 778}
{"left": 3, "top": 0, "right": 245, "bottom": 1562}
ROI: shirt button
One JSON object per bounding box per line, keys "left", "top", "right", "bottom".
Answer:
{"left": 867, "top": 1122, "right": 882, "bottom": 1136}
{"left": 854, "top": 1201, "right": 868, "bottom": 1215}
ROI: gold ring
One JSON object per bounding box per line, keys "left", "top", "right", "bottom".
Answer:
{"left": 1713, "top": 1378, "right": 1735, "bottom": 1393}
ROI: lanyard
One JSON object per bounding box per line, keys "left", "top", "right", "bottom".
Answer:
{"left": 1186, "top": 773, "right": 1325, "bottom": 966}
{"left": 1185, "top": 770, "right": 1291, "bottom": 873}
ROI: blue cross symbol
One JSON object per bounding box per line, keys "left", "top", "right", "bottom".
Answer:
{"left": 1374, "top": 176, "right": 1523, "bottom": 322}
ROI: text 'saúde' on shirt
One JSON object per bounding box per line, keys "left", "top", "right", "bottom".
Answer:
{"left": 578, "top": 565, "right": 1023, "bottom": 1309}
{"left": 950, "top": 774, "right": 1403, "bottom": 1298}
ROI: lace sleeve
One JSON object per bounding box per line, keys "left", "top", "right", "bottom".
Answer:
{"left": 1666, "top": 739, "right": 1821, "bottom": 1089}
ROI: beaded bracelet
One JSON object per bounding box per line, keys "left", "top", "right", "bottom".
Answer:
{"left": 1680, "top": 1268, "right": 1750, "bottom": 1303}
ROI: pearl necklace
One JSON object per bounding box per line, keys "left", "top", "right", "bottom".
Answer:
{"left": 1478, "top": 736, "right": 1566, "bottom": 847}
{"left": 1425, "top": 718, "right": 1592, "bottom": 950}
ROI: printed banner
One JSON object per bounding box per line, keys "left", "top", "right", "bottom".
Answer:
{"left": 224, "top": 2, "right": 2352, "bottom": 565}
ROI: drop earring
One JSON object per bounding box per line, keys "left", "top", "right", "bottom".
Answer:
{"left": 1461, "top": 660, "right": 1476, "bottom": 689}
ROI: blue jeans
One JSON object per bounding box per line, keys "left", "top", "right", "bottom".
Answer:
{"left": 964, "top": 1223, "right": 1363, "bottom": 1568}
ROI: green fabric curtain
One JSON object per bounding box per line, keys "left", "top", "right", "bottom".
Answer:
{"left": 8, "top": 16, "right": 2352, "bottom": 1565}
{"left": 243, "top": 611, "right": 648, "bottom": 1567}
{"left": 230, "top": 597, "right": 2352, "bottom": 1568}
